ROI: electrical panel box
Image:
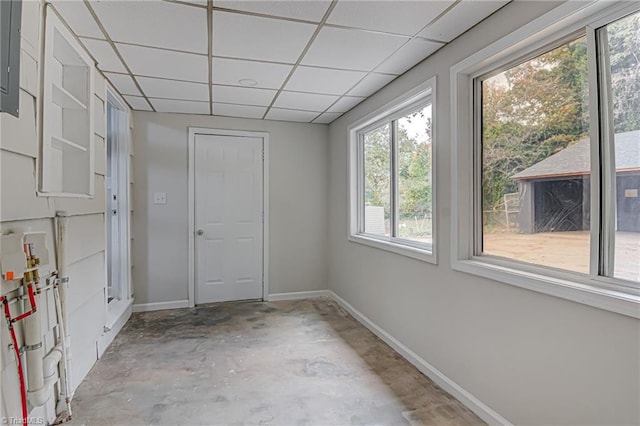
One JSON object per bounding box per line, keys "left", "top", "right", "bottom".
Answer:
{"left": 0, "top": 232, "right": 50, "bottom": 281}
{"left": 0, "top": 0, "right": 22, "bottom": 117}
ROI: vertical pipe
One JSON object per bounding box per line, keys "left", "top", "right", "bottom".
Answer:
{"left": 55, "top": 211, "right": 73, "bottom": 404}
{"left": 23, "top": 293, "right": 45, "bottom": 398}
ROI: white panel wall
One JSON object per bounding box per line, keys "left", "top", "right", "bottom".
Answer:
{"left": 131, "top": 112, "right": 329, "bottom": 305}
{"left": 0, "top": 3, "right": 126, "bottom": 423}
{"left": 327, "top": 1, "right": 640, "bottom": 425}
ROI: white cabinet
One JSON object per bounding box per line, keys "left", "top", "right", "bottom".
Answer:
{"left": 40, "top": 6, "right": 94, "bottom": 197}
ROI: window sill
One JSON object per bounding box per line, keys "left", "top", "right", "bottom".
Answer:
{"left": 452, "top": 259, "right": 640, "bottom": 319}
{"left": 349, "top": 234, "right": 436, "bottom": 264}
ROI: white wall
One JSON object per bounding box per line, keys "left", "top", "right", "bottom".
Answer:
{"left": 0, "top": 3, "right": 129, "bottom": 423}
{"left": 327, "top": 1, "right": 640, "bottom": 425}
{"left": 131, "top": 112, "right": 329, "bottom": 306}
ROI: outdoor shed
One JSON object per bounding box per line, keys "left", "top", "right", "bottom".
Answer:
{"left": 513, "top": 130, "right": 640, "bottom": 234}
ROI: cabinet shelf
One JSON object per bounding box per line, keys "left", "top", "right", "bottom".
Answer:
{"left": 51, "top": 135, "right": 87, "bottom": 152}
{"left": 52, "top": 83, "right": 87, "bottom": 110}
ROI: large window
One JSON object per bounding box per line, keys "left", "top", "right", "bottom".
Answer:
{"left": 350, "top": 80, "right": 435, "bottom": 262}
{"left": 452, "top": 3, "right": 640, "bottom": 317}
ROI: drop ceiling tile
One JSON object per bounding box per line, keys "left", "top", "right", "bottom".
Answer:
{"left": 104, "top": 73, "right": 141, "bottom": 96}
{"left": 326, "top": 96, "right": 365, "bottom": 113}
{"left": 265, "top": 108, "right": 318, "bottom": 122}
{"left": 91, "top": 1, "right": 207, "bottom": 53}
{"left": 80, "top": 38, "right": 126, "bottom": 73}
{"left": 327, "top": 1, "right": 453, "bottom": 36}
{"left": 212, "top": 58, "right": 293, "bottom": 89}
{"left": 313, "top": 112, "right": 342, "bottom": 124}
{"left": 123, "top": 95, "right": 152, "bottom": 111}
{"left": 347, "top": 73, "right": 396, "bottom": 97}
{"left": 274, "top": 91, "right": 338, "bottom": 112}
{"left": 213, "top": 12, "right": 316, "bottom": 63}
{"left": 150, "top": 98, "right": 210, "bottom": 114}
{"left": 285, "top": 66, "right": 367, "bottom": 95}
{"left": 215, "top": 0, "right": 332, "bottom": 22}
{"left": 117, "top": 44, "right": 209, "bottom": 83}
{"left": 137, "top": 76, "right": 209, "bottom": 102}
{"left": 419, "top": 0, "right": 509, "bottom": 42}
{"left": 213, "top": 103, "right": 267, "bottom": 119}
{"left": 212, "top": 86, "right": 277, "bottom": 106}
{"left": 375, "top": 38, "right": 443, "bottom": 75}
{"left": 301, "top": 27, "right": 409, "bottom": 71}
{"left": 50, "top": 1, "right": 104, "bottom": 39}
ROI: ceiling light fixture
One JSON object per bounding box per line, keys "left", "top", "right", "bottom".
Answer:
{"left": 238, "top": 79, "right": 258, "bottom": 87}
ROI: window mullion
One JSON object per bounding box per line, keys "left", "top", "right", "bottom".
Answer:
{"left": 391, "top": 120, "right": 399, "bottom": 238}
{"left": 594, "top": 26, "right": 617, "bottom": 278}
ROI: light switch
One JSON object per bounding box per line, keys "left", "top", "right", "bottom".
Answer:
{"left": 153, "top": 192, "right": 167, "bottom": 205}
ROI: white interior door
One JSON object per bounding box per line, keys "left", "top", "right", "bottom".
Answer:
{"left": 194, "top": 134, "right": 264, "bottom": 304}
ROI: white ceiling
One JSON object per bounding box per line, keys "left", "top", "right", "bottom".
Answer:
{"left": 50, "top": 0, "right": 509, "bottom": 124}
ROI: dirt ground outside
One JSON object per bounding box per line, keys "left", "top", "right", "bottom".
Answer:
{"left": 483, "top": 230, "right": 640, "bottom": 282}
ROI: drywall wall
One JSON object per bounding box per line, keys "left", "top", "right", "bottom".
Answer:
{"left": 327, "top": 1, "right": 640, "bottom": 425}
{"left": 131, "top": 112, "right": 329, "bottom": 306}
{"left": 0, "top": 3, "right": 130, "bottom": 423}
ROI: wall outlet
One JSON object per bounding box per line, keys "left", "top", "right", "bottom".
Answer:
{"left": 153, "top": 192, "right": 167, "bottom": 205}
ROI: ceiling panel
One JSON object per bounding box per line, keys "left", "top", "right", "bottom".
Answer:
{"left": 301, "top": 27, "right": 408, "bottom": 71}
{"left": 326, "top": 96, "right": 365, "bottom": 113}
{"left": 215, "top": 0, "right": 332, "bottom": 22}
{"left": 104, "top": 73, "right": 142, "bottom": 96}
{"left": 327, "top": 1, "right": 453, "bottom": 36}
{"left": 313, "top": 112, "right": 342, "bottom": 124}
{"left": 212, "top": 86, "right": 277, "bottom": 106}
{"left": 137, "top": 76, "right": 209, "bottom": 102}
{"left": 265, "top": 108, "right": 318, "bottom": 122}
{"left": 50, "top": 1, "right": 104, "bottom": 39}
{"left": 347, "top": 73, "right": 396, "bottom": 97}
{"left": 80, "top": 38, "right": 127, "bottom": 73}
{"left": 213, "top": 12, "right": 316, "bottom": 63}
{"left": 375, "top": 38, "right": 443, "bottom": 75}
{"left": 213, "top": 103, "right": 267, "bottom": 119}
{"left": 150, "top": 98, "right": 210, "bottom": 114}
{"left": 123, "top": 95, "right": 152, "bottom": 111}
{"left": 212, "top": 58, "right": 293, "bottom": 89}
{"left": 118, "top": 44, "right": 209, "bottom": 83}
{"left": 285, "top": 66, "right": 367, "bottom": 95}
{"left": 419, "top": 0, "right": 509, "bottom": 42}
{"left": 274, "top": 91, "right": 339, "bottom": 112}
{"left": 91, "top": 1, "right": 207, "bottom": 53}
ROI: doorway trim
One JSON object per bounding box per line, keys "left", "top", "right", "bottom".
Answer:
{"left": 101, "top": 85, "right": 133, "bottom": 351}
{"left": 187, "top": 127, "right": 270, "bottom": 307}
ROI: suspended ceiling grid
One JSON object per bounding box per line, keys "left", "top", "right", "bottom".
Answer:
{"left": 50, "top": 0, "right": 509, "bottom": 123}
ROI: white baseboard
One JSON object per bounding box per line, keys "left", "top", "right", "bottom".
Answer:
{"left": 267, "top": 290, "right": 331, "bottom": 301}
{"left": 328, "top": 290, "right": 512, "bottom": 426}
{"left": 132, "top": 300, "right": 190, "bottom": 312}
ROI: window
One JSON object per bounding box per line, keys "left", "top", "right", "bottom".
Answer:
{"left": 40, "top": 6, "right": 94, "bottom": 197}
{"left": 452, "top": 2, "right": 640, "bottom": 317}
{"left": 350, "top": 79, "right": 435, "bottom": 262}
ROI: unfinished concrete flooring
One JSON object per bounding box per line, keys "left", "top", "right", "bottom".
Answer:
{"left": 71, "top": 298, "right": 483, "bottom": 425}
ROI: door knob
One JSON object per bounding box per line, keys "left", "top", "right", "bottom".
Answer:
{"left": 196, "top": 229, "right": 204, "bottom": 236}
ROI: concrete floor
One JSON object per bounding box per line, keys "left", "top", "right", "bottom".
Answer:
{"left": 71, "top": 298, "right": 483, "bottom": 425}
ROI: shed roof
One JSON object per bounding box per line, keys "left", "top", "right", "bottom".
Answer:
{"left": 513, "top": 130, "right": 640, "bottom": 180}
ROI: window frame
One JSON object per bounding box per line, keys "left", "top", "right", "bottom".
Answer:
{"left": 451, "top": 1, "right": 640, "bottom": 318}
{"left": 349, "top": 77, "right": 437, "bottom": 263}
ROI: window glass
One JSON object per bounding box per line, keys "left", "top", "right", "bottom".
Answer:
{"left": 397, "top": 105, "right": 433, "bottom": 244}
{"left": 363, "top": 123, "right": 391, "bottom": 237}
{"left": 605, "top": 11, "right": 640, "bottom": 282}
{"left": 480, "top": 37, "right": 591, "bottom": 273}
